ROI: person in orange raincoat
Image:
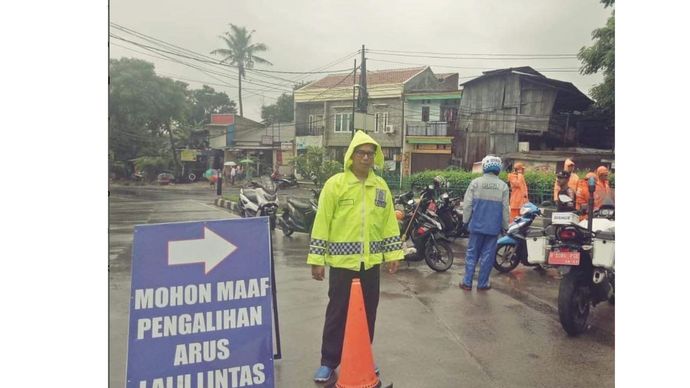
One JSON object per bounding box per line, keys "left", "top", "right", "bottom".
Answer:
{"left": 575, "top": 172, "right": 597, "bottom": 220}
{"left": 594, "top": 166, "right": 614, "bottom": 210}
{"left": 508, "top": 162, "right": 528, "bottom": 219}
{"left": 553, "top": 158, "right": 579, "bottom": 201}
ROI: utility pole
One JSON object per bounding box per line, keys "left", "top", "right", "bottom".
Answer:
{"left": 357, "top": 44, "right": 368, "bottom": 113}
{"left": 351, "top": 59, "right": 357, "bottom": 137}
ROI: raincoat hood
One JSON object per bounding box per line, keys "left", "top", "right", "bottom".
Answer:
{"left": 596, "top": 166, "right": 609, "bottom": 177}
{"left": 344, "top": 130, "right": 385, "bottom": 171}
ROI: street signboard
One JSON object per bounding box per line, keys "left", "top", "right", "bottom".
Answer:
{"left": 127, "top": 218, "right": 275, "bottom": 388}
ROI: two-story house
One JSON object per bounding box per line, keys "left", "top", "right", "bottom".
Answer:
{"left": 402, "top": 73, "right": 461, "bottom": 175}
{"left": 294, "top": 67, "right": 460, "bottom": 176}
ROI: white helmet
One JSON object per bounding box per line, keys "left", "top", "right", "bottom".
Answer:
{"left": 482, "top": 155, "right": 502, "bottom": 174}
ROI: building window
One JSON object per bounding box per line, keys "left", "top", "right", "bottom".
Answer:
{"left": 308, "top": 115, "right": 315, "bottom": 131}
{"left": 381, "top": 147, "right": 396, "bottom": 160}
{"left": 334, "top": 113, "right": 352, "bottom": 133}
{"left": 422, "top": 106, "right": 430, "bottom": 122}
{"left": 334, "top": 146, "right": 348, "bottom": 162}
{"left": 375, "top": 112, "right": 389, "bottom": 133}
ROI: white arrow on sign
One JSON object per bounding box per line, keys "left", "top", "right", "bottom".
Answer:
{"left": 168, "top": 227, "right": 237, "bottom": 274}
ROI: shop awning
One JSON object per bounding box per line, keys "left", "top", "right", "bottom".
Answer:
{"left": 406, "top": 136, "right": 453, "bottom": 145}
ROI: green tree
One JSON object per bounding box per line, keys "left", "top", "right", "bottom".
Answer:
{"left": 293, "top": 146, "right": 342, "bottom": 186}
{"left": 109, "top": 58, "right": 166, "bottom": 162}
{"left": 261, "top": 92, "right": 293, "bottom": 124}
{"left": 211, "top": 24, "right": 272, "bottom": 117}
{"left": 109, "top": 58, "right": 192, "bottom": 177}
{"left": 189, "top": 85, "right": 237, "bottom": 126}
{"left": 578, "top": 0, "right": 615, "bottom": 112}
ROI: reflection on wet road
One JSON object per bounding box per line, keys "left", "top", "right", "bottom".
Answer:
{"left": 110, "top": 184, "right": 614, "bottom": 388}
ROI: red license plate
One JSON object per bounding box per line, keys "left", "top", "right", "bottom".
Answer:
{"left": 548, "top": 250, "right": 580, "bottom": 265}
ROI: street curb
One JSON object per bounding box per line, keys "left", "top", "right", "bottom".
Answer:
{"left": 214, "top": 198, "right": 240, "bottom": 212}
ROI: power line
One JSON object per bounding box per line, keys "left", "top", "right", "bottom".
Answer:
{"left": 110, "top": 23, "right": 362, "bottom": 92}
{"left": 367, "top": 57, "right": 580, "bottom": 72}
{"left": 155, "top": 71, "right": 282, "bottom": 96}
{"left": 286, "top": 50, "right": 361, "bottom": 86}
{"left": 111, "top": 22, "right": 353, "bottom": 76}
{"left": 108, "top": 28, "right": 297, "bottom": 91}
{"left": 110, "top": 42, "right": 276, "bottom": 95}
{"left": 366, "top": 50, "right": 579, "bottom": 61}
{"left": 367, "top": 48, "right": 578, "bottom": 57}
{"left": 110, "top": 34, "right": 295, "bottom": 93}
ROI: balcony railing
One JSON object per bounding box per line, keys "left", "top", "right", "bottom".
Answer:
{"left": 296, "top": 126, "right": 325, "bottom": 136}
{"left": 406, "top": 121, "right": 448, "bottom": 136}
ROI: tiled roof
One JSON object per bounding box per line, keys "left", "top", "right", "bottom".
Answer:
{"left": 302, "top": 67, "right": 426, "bottom": 89}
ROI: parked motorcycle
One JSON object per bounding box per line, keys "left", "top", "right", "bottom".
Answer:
{"left": 493, "top": 202, "right": 544, "bottom": 273}
{"left": 271, "top": 172, "right": 299, "bottom": 189}
{"left": 396, "top": 188, "right": 454, "bottom": 272}
{"left": 278, "top": 188, "right": 321, "bottom": 236}
{"left": 238, "top": 178, "right": 279, "bottom": 230}
{"left": 436, "top": 191, "right": 468, "bottom": 238}
{"left": 543, "top": 178, "right": 615, "bottom": 336}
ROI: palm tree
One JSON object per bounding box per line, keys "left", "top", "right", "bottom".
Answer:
{"left": 211, "top": 24, "right": 272, "bottom": 117}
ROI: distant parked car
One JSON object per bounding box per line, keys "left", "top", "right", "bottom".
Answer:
{"left": 157, "top": 172, "right": 175, "bottom": 185}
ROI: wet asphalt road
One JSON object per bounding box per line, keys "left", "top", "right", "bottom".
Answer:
{"left": 109, "top": 182, "right": 614, "bottom": 388}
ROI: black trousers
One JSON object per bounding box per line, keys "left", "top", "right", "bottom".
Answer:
{"left": 321, "top": 263, "right": 380, "bottom": 369}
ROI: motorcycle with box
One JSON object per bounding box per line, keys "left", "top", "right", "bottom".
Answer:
{"left": 493, "top": 202, "right": 544, "bottom": 273}
{"left": 527, "top": 177, "right": 614, "bottom": 336}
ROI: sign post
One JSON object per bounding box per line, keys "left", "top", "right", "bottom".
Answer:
{"left": 126, "top": 218, "right": 276, "bottom": 388}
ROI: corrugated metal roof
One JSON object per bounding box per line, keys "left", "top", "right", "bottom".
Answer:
{"left": 460, "top": 66, "right": 592, "bottom": 109}
{"left": 302, "top": 67, "right": 426, "bottom": 90}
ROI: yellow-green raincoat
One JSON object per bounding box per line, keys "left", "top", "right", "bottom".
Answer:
{"left": 307, "top": 130, "right": 404, "bottom": 271}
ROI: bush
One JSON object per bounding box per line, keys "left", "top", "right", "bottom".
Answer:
{"left": 134, "top": 156, "right": 173, "bottom": 182}
{"left": 403, "top": 168, "right": 614, "bottom": 205}
{"left": 293, "top": 146, "right": 342, "bottom": 186}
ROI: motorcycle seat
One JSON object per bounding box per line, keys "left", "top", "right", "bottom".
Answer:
{"left": 288, "top": 198, "right": 313, "bottom": 210}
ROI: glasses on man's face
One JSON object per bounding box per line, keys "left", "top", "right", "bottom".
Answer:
{"left": 354, "top": 150, "right": 375, "bottom": 159}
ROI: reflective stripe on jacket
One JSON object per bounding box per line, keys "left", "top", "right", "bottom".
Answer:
{"left": 463, "top": 173, "right": 510, "bottom": 235}
{"left": 307, "top": 130, "right": 403, "bottom": 271}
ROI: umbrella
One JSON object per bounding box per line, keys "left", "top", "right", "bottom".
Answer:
{"left": 239, "top": 158, "right": 254, "bottom": 164}
{"left": 204, "top": 168, "right": 219, "bottom": 178}
{"left": 224, "top": 161, "right": 237, "bottom": 166}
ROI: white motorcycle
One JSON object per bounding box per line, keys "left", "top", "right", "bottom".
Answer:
{"left": 238, "top": 177, "right": 279, "bottom": 230}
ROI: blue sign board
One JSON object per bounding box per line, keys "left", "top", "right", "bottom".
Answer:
{"left": 127, "top": 218, "right": 275, "bottom": 388}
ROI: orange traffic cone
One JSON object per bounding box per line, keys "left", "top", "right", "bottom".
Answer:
{"left": 336, "top": 279, "right": 381, "bottom": 388}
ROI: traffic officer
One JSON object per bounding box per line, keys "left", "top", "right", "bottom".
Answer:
{"left": 308, "top": 130, "right": 403, "bottom": 383}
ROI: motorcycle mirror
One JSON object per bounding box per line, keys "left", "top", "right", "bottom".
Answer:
{"left": 588, "top": 176, "right": 596, "bottom": 194}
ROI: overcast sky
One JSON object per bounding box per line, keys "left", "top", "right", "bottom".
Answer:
{"left": 110, "top": 0, "right": 612, "bottom": 121}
